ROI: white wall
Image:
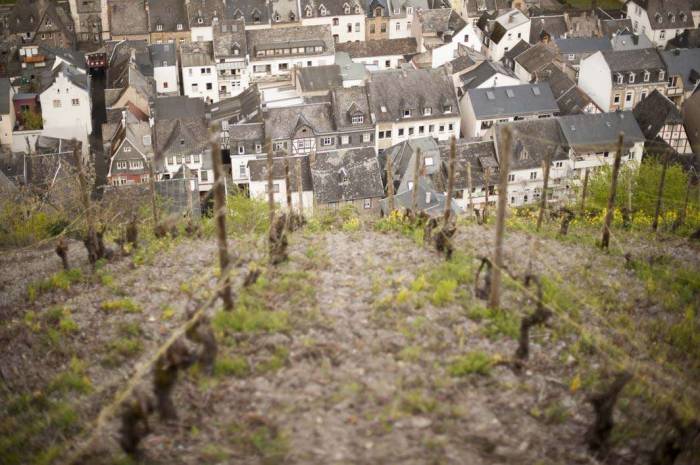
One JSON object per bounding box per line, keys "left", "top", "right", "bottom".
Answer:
{"left": 578, "top": 52, "right": 612, "bottom": 111}
{"left": 380, "top": 116, "right": 461, "bottom": 146}
{"left": 351, "top": 54, "right": 405, "bottom": 69}
{"left": 39, "top": 71, "right": 92, "bottom": 152}
{"left": 627, "top": 1, "right": 685, "bottom": 48}
{"left": 431, "top": 24, "right": 480, "bottom": 68}
{"left": 249, "top": 178, "right": 315, "bottom": 213}
{"left": 249, "top": 54, "right": 335, "bottom": 82}
{"left": 182, "top": 64, "right": 219, "bottom": 103}
{"left": 154, "top": 65, "right": 179, "bottom": 95}
{"left": 191, "top": 25, "right": 214, "bottom": 42}
{"left": 301, "top": 15, "right": 365, "bottom": 43}
{"left": 216, "top": 59, "right": 249, "bottom": 98}
{"left": 487, "top": 20, "right": 530, "bottom": 61}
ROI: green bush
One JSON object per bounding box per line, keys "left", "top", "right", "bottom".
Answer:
{"left": 447, "top": 351, "right": 493, "bottom": 376}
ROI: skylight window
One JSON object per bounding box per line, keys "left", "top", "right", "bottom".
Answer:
{"left": 506, "top": 89, "right": 514, "bottom": 98}
{"left": 532, "top": 86, "right": 541, "bottom": 96}
{"left": 486, "top": 91, "right": 495, "bottom": 100}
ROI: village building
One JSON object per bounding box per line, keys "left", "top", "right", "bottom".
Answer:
{"left": 181, "top": 41, "right": 219, "bottom": 103}
{"left": 248, "top": 156, "right": 314, "bottom": 211}
{"left": 442, "top": 138, "right": 498, "bottom": 211}
{"left": 147, "top": 0, "right": 190, "bottom": 46}
{"left": 413, "top": 8, "right": 478, "bottom": 68}
{"left": 108, "top": 0, "right": 149, "bottom": 42}
{"left": 476, "top": 8, "right": 530, "bottom": 61}
{"left": 0, "top": 78, "right": 15, "bottom": 147}
{"left": 366, "top": 0, "right": 391, "bottom": 40}
{"left": 634, "top": 89, "right": 692, "bottom": 154}
{"left": 660, "top": 48, "right": 700, "bottom": 106}
{"left": 626, "top": 0, "right": 694, "bottom": 48}
{"left": 149, "top": 43, "right": 179, "bottom": 96}
{"left": 213, "top": 20, "right": 249, "bottom": 99}
{"left": 299, "top": 0, "right": 366, "bottom": 43}
{"left": 335, "top": 37, "right": 417, "bottom": 69}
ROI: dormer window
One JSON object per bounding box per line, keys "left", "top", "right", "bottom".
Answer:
{"left": 407, "top": 7, "right": 413, "bottom": 14}
{"left": 659, "top": 70, "right": 665, "bottom": 81}
{"left": 320, "top": 5, "right": 327, "bottom": 16}
{"left": 669, "top": 13, "right": 675, "bottom": 23}
{"left": 643, "top": 70, "right": 650, "bottom": 82}
{"left": 305, "top": 5, "right": 312, "bottom": 17}
{"left": 176, "top": 23, "right": 183, "bottom": 30}
{"left": 354, "top": 5, "right": 361, "bottom": 13}
{"left": 680, "top": 13, "right": 687, "bottom": 22}
{"left": 375, "top": 7, "right": 382, "bottom": 16}
{"left": 423, "top": 107, "right": 431, "bottom": 116}
{"left": 238, "top": 144, "right": 244, "bottom": 154}
{"left": 655, "top": 13, "right": 662, "bottom": 24}
{"left": 156, "top": 23, "right": 163, "bottom": 31}
{"left": 343, "top": 3, "right": 350, "bottom": 14}
{"left": 629, "top": 73, "right": 635, "bottom": 84}
{"left": 443, "top": 104, "right": 452, "bottom": 113}
{"left": 338, "top": 167, "right": 348, "bottom": 183}
{"left": 617, "top": 73, "right": 623, "bottom": 84}
{"left": 403, "top": 109, "right": 411, "bottom": 117}
{"left": 352, "top": 114, "right": 364, "bottom": 124}
{"left": 289, "top": 12, "right": 295, "bottom": 20}
{"left": 274, "top": 12, "right": 280, "bottom": 21}
{"left": 197, "top": 17, "right": 204, "bottom": 24}
{"left": 233, "top": 46, "right": 240, "bottom": 55}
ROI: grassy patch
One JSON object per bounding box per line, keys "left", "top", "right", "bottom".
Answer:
{"left": 48, "top": 357, "right": 92, "bottom": 395}
{"left": 447, "top": 351, "right": 493, "bottom": 377}
{"left": 100, "top": 298, "right": 142, "bottom": 313}
{"left": 257, "top": 347, "right": 289, "bottom": 374}
{"left": 400, "top": 389, "right": 437, "bottom": 415}
{"left": 28, "top": 269, "right": 83, "bottom": 302}
{"left": 214, "top": 355, "right": 250, "bottom": 378}
{"left": 228, "top": 420, "right": 289, "bottom": 463}
{"left": 374, "top": 210, "right": 424, "bottom": 244}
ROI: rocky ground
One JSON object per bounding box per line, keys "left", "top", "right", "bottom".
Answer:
{"left": 1, "top": 212, "right": 699, "bottom": 465}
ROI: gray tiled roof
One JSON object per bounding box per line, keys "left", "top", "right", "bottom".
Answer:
{"left": 108, "top": 0, "right": 149, "bottom": 36}
{"left": 467, "top": 83, "right": 559, "bottom": 120}
{"left": 368, "top": 67, "right": 458, "bottom": 123}
{"left": 439, "top": 139, "right": 498, "bottom": 190}
{"left": 186, "top": 0, "right": 224, "bottom": 27}
{"left": 331, "top": 86, "right": 373, "bottom": 130}
{"left": 206, "top": 85, "right": 262, "bottom": 124}
{"left": 335, "top": 38, "right": 417, "bottom": 58}
{"left": 39, "top": 46, "right": 86, "bottom": 70}
{"left": 459, "top": 60, "right": 516, "bottom": 91}
{"left": 633, "top": 89, "right": 682, "bottom": 139}
{"left": 554, "top": 37, "right": 611, "bottom": 55}
{"left": 558, "top": 111, "right": 645, "bottom": 153}
{"left": 610, "top": 32, "right": 653, "bottom": 50}
{"left": 383, "top": 137, "right": 441, "bottom": 185}
{"left": 149, "top": 43, "right": 177, "bottom": 68}
{"left": 535, "top": 63, "right": 594, "bottom": 115}
{"left": 264, "top": 102, "right": 335, "bottom": 140}
{"left": 297, "top": 65, "right": 343, "bottom": 93}
{"left": 0, "top": 78, "right": 11, "bottom": 114}
{"left": 180, "top": 41, "right": 214, "bottom": 67}
{"left": 635, "top": 0, "right": 693, "bottom": 31}
{"left": 299, "top": 0, "right": 365, "bottom": 17}
{"left": 41, "top": 62, "right": 88, "bottom": 93}
{"left": 212, "top": 20, "right": 247, "bottom": 58}
{"left": 529, "top": 15, "right": 568, "bottom": 43}
{"left": 246, "top": 25, "right": 334, "bottom": 60}
{"left": 148, "top": 0, "right": 189, "bottom": 32}
{"left": 601, "top": 48, "right": 666, "bottom": 78}
{"left": 247, "top": 156, "right": 313, "bottom": 190}
{"left": 514, "top": 43, "right": 558, "bottom": 75}
{"left": 494, "top": 118, "right": 568, "bottom": 172}
{"left": 502, "top": 39, "right": 530, "bottom": 61}
{"left": 419, "top": 8, "right": 466, "bottom": 35}
{"left": 311, "top": 147, "right": 384, "bottom": 203}
{"left": 465, "top": 0, "right": 509, "bottom": 18}
{"left": 660, "top": 48, "right": 700, "bottom": 92}
{"left": 153, "top": 96, "right": 208, "bottom": 163}
{"left": 599, "top": 18, "right": 632, "bottom": 37}
{"left": 222, "top": 0, "right": 270, "bottom": 26}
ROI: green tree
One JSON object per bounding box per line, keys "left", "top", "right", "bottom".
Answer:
{"left": 21, "top": 110, "right": 43, "bottom": 130}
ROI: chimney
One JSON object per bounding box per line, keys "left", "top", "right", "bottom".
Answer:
{"left": 130, "top": 49, "right": 136, "bottom": 64}
{"left": 121, "top": 109, "right": 127, "bottom": 128}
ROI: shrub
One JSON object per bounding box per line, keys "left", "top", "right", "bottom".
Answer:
{"left": 214, "top": 355, "right": 250, "bottom": 378}
{"left": 447, "top": 351, "right": 493, "bottom": 376}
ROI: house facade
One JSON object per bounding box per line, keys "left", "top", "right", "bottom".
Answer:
{"left": 147, "top": 0, "right": 190, "bottom": 45}
{"left": 335, "top": 38, "right": 417, "bottom": 69}
{"left": 149, "top": 43, "right": 179, "bottom": 96}
{"left": 366, "top": 0, "right": 391, "bottom": 40}
{"left": 248, "top": 156, "right": 315, "bottom": 212}
{"left": 181, "top": 42, "right": 219, "bottom": 103}
{"left": 226, "top": 122, "right": 264, "bottom": 187}
{"left": 299, "top": 0, "right": 366, "bottom": 43}
{"left": 634, "top": 90, "right": 691, "bottom": 154}
{"left": 106, "top": 118, "right": 154, "bottom": 186}
{"left": 476, "top": 8, "right": 530, "bottom": 61}
{"left": 213, "top": 20, "right": 249, "bottom": 99}
{"left": 626, "top": 0, "right": 694, "bottom": 48}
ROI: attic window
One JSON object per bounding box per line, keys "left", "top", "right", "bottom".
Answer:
{"left": 352, "top": 115, "right": 364, "bottom": 124}
{"left": 643, "top": 70, "right": 650, "bottom": 82}
{"left": 354, "top": 5, "right": 361, "bottom": 13}
{"left": 506, "top": 89, "right": 514, "bottom": 98}
{"left": 443, "top": 104, "right": 452, "bottom": 113}
{"left": 198, "top": 17, "right": 204, "bottom": 24}
{"left": 617, "top": 73, "right": 623, "bottom": 84}
{"left": 403, "top": 109, "right": 411, "bottom": 117}
{"left": 655, "top": 13, "right": 662, "bottom": 24}
{"left": 305, "top": 6, "right": 312, "bottom": 17}
{"left": 486, "top": 91, "right": 495, "bottom": 100}
{"left": 338, "top": 167, "right": 348, "bottom": 182}
{"left": 320, "top": 5, "right": 327, "bottom": 16}
{"left": 629, "top": 73, "right": 635, "bottom": 83}
{"left": 344, "top": 3, "right": 350, "bottom": 14}
{"left": 680, "top": 13, "right": 687, "bottom": 22}
{"left": 180, "top": 139, "right": 185, "bottom": 146}
{"left": 274, "top": 13, "right": 280, "bottom": 21}
{"left": 532, "top": 86, "right": 541, "bottom": 96}
{"left": 143, "top": 135, "right": 151, "bottom": 146}
{"left": 177, "top": 23, "right": 183, "bottom": 30}
{"left": 381, "top": 105, "right": 387, "bottom": 112}
{"left": 669, "top": 13, "right": 675, "bottom": 23}
{"left": 156, "top": 24, "right": 163, "bottom": 31}
{"left": 424, "top": 156, "right": 433, "bottom": 166}
{"left": 659, "top": 70, "right": 665, "bottom": 81}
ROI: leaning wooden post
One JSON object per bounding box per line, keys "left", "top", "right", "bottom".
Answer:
{"left": 652, "top": 149, "right": 670, "bottom": 232}
{"left": 601, "top": 133, "right": 624, "bottom": 250}
{"left": 211, "top": 131, "right": 234, "bottom": 311}
{"left": 483, "top": 167, "right": 490, "bottom": 224}
{"left": 580, "top": 167, "right": 590, "bottom": 214}
{"left": 386, "top": 152, "right": 395, "bottom": 213}
{"left": 489, "top": 127, "right": 511, "bottom": 310}
{"left": 466, "top": 162, "right": 474, "bottom": 218}
{"left": 411, "top": 148, "right": 422, "bottom": 215}
{"left": 296, "top": 158, "right": 304, "bottom": 213}
{"left": 72, "top": 142, "right": 92, "bottom": 230}
{"left": 266, "top": 143, "right": 275, "bottom": 225}
{"left": 284, "top": 158, "right": 292, "bottom": 212}
{"left": 444, "top": 136, "right": 456, "bottom": 221}
{"left": 536, "top": 153, "right": 552, "bottom": 232}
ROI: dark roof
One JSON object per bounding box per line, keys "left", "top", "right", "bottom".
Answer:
{"left": 666, "top": 29, "right": 700, "bottom": 49}
{"left": 419, "top": 8, "right": 467, "bottom": 35}
{"left": 599, "top": 18, "right": 633, "bottom": 37}
{"left": 9, "top": 0, "right": 41, "bottom": 35}
{"left": 248, "top": 156, "right": 313, "bottom": 191}
{"left": 41, "top": 62, "right": 88, "bottom": 93}
{"left": 533, "top": 63, "right": 594, "bottom": 115}
{"left": 368, "top": 67, "right": 458, "bottom": 123}
{"left": 0, "top": 78, "right": 10, "bottom": 114}
{"left": 465, "top": 0, "right": 509, "bottom": 18}
{"left": 299, "top": 0, "right": 365, "bottom": 18}
{"left": 148, "top": 0, "right": 189, "bottom": 33}
{"left": 558, "top": 111, "right": 645, "bottom": 153}
{"left": 635, "top": 0, "right": 693, "bottom": 31}
{"left": 108, "top": 0, "right": 149, "bottom": 36}
{"left": 297, "top": 65, "right": 343, "bottom": 93}
{"left": 222, "top": 0, "right": 270, "bottom": 26}
{"left": 187, "top": 0, "right": 225, "bottom": 27}
{"left": 467, "top": 84, "right": 559, "bottom": 120}
{"left": 153, "top": 96, "right": 208, "bottom": 162}
{"left": 246, "top": 25, "right": 334, "bottom": 60}
{"left": 335, "top": 38, "right": 417, "bottom": 58}
{"left": 39, "top": 46, "right": 85, "bottom": 70}
{"left": 331, "top": 86, "right": 373, "bottom": 130}
{"left": 311, "top": 147, "right": 384, "bottom": 203}
{"left": 265, "top": 102, "right": 334, "bottom": 140}
{"left": 459, "top": 60, "right": 516, "bottom": 91}
{"left": 601, "top": 48, "right": 666, "bottom": 76}
{"left": 660, "top": 49, "right": 700, "bottom": 92}
{"left": 514, "top": 43, "right": 558, "bottom": 75}
{"left": 633, "top": 90, "right": 683, "bottom": 139}
{"left": 212, "top": 20, "right": 247, "bottom": 58}
{"left": 149, "top": 43, "right": 177, "bottom": 68}
{"left": 529, "top": 15, "right": 568, "bottom": 43}
{"left": 180, "top": 41, "right": 214, "bottom": 67}
{"left": 494, "top": 119, "right": 568, "bottom": 172}
{"left": 382, "top": 137, "right": 442, "bottom": 188}
{"left": 502, "top": 39, "right": 530, "bottom": 61}
{"left": 206, "top": 84, "right": 262, "bottom": 124}
{"left": 477, "top": 9, "right": 528, "bottom": 45}
{"left": 555, "top": 37, "right": 612, "bottom": 54}
{"left": 439, "top": 139, "right": 498, "bottom": 190}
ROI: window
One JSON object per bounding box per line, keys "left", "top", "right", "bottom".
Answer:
{"left": 385, "top": 60, "right": 390, "bottom": 68}
{"left": 322, "top": 136, "right": 334, "bottom": 146}
{"left": 617, "top": 74, "right": 623, "bottom": 84}
{"left": 439, "top": 124, "right": 445, "bottom": 132}
{"left": 530, "top": 171, "right": 537, "bottom": 180}
{"left": 380, "top": 23, "right": 386, "bottom": 33}
{"left": 355, "top": 22, "right": 360, "bottom": 32}
{"left": 403, "top": 109, "right": 411, "bottom": 117}
{"left": 164, "top": 82, "right": 169, "bottom": 88}
{"left": 396, "top": 23, "right": 400, "bottom": 31}
{"left": 168, "top": 157, "right": 175, "bottom": 165}
{"left": 362, "top": 133, "right": 370, "bottom": 142}
{"left": 625, "top": 92, "right": 633, "bottom": 102}
{"left": 341, "top": 135, "right": 349, "bottom": 144}
{"left": 238, "top": 145, "right": 244, "bottom": 154}
{"left": 659, "top": 70, "right": 665, "bottom": 81}
{"left": 352, "top": 115, "right": 364, "bottom": 124}
{"left": 185, "top": 155, "right": 191, "bottom": 163}
{"left": 641, "top": 91, "right": 647, "bottom": 100}
{"left": 123, "top": 146, "right": 131, "bottom": 152}
{"left": 192, "top": 83, "right": 199, "bottom": 91}
{"left": 206, "top": 83, "right": 213, "bottom": 90}
{"left": 265, "top": 183, "right": 280, "bottom": 193}
{"left": 659, "top": 30, "right": 665, "bottom": 39}
{"left": 424, "top": 157, "right": 434, "bottom": 166}
{"left": 555, "top": 161, "right": 563, "bottom": 168}
{"left": 279, "top": 63, "right": 288, "bottom": 71}
{"left": 176, "top": 23, "right": 183, "bottom": 31}
{"left": 507, "top": 174, "right": 515, "bottom": 182}
{"left": 408, "top": 127, "right": 414, "bottom": 135}
{"left": 428, "top": 124, "right": 434, "bottom": 133}
{"left": 255, "top": 144, "right": 262, "bottom": 153}
{"left": 629, "top": 73, "right": 635, "bottom": 84}
{"left": 407, "top": 7, "right": 413, "bottom": 14}
{"left": 200, "top": 170, "right": 208, "bottom": 182}
{"left": 364, "top": 198, "right": 371, "bottom": 209}
{"left": 418, "top": 125, "right": 424, "bottom": 135}
{"left": 568, "top": 54, "right": 575, "bottom": 61}
{"left": 370, "top": 24, "right": 375, "bottom": 33}
{"left": 194, "top": 154, "right": 200, "bottom": 163}
{"left": 116, "top": 161, "right": 127, "bottom": 169}
{"left": 378, "top": 131, "right": 385, "bottom": 139}
{"left": 423, "top": 107, "right": 431, "bottom": 116}
{"left": 156, "top": 24, "right": 163, "bottom": 31}
{"left": 53, "top": 99, "right": 61, "bottom": 108}
{"left": 613, "top": 94, "right": 620, "bottom": 104}
{"left": 239, "top": 164, "right": 246, "bottom": 177}
{"left": 398, "top": 128, "right": 404, "bottom": 136}
{"left": 644, "top": 70, "right": 650, "bottom": 82}
{"left": 333, "top": 18, "right": 339, "bottom": 26}
{"left": 448, "top": 123, "right": 454, "bottom": 131}
{"left": 129, "top": 160, "right": 143, "bottom": 169}
{"left": 385, "top": 130, "right": 391, "bottom": 138}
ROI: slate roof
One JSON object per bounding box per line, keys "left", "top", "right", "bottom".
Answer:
{"left": 477, "top": 9, "right": 528, "bottom": 45}
{"left": 558, "top": 111, "right": 645, "bottom": 153}
{"left": 41, "top": 62, "right": 88, "bottom": 93}
{"left": 108, "top": 0, "right": 149, "bottom": 37}
{"left": 368, "top": 67, "right": 458, "bottom": 123}
{"left": 186, "top": 0, "right": 224, "bottom": 27}
{"left": 529, "top": 15, "right": 568, "bottom": 43}
{"left": 297, "top": 65, "right": 343, "bottom": 93}
{"left": 666, "top": 29, "right": 700, "bottom": 49}
{"left": 107, "top": 40, "right": 153, "bottom": 89}
{"left": 514, "top": 43, "right": 558, "bottom": 76}
{"left": 247, "top": 156, "right": 313, "bottom": 190}
{"left": 153, "top": 96, "right": 208, "bottom": 163}
{"left": 180, "top": 41, "right": 214, "bottom": 67}
{"left": 439, "top": 139, "right": 498, "bottom": 190}
{"left": 380, "top": 176, "right": 459, "bottom": 217}
{"left": 0, "top": 78, "right": 11, "bottom": 114}
{"left": 331, "top": 86, "right": 373, "bottom": 130}
{"left": 222, "top": 0, "right": 270, "bottom": 25}
{"left": 206, "top": 85, "right": 262, "bottom": 124}
{"left": 635, "top": 0, "right": 693, "bottom": 31}
{"left": 502, "top": 39, "right": 530, "bottom": 61}
{"left": 610, "top": 32, "right": 653, "bottom": 50}
{"left": 149, "top": 43, "right": 177, "bottom": 68}
{"left": 633, "top": 90, "right": 683, "bottom": 139}
{"left": 599, "top": 18, "right": 632, "bottom": 37}
{"left": 459, "top": 60, "right": 516, "bottom": 91}
{"left": 39, "top": 46, "right": 85, "bottom": 70}
{"left": 467, "top": 83, "right": 559, "bottom": 120}
{"left": 419, "top": 8, "right": 467, "bottom": 35}
{"left": 555, "top": 37, "right": 611, "bottom": 55}
{"left": 494, "top": 118, "right": 568, "bottom": 172}
{"left": 268, "top": 0, "right": 300, "bottom": 24}
{"left": 661, "top": 49, "right": 700, "bottom": 92}
{"left": 383, "top": 137, "right": 442, "bottom": 185}
{"left": 311, "top": 147, "right": 384, "bottom": 203}
{"left": 601, "top": 48, "right": 666, "bottom": 80}
{"left": 148, "top": 0, "right": 189, "bottom": 33}
{"left": 465, "top": 0, "right": 509, "bottom": 18}
{"left": 247, "top": 25, "right": 334, "bottom": 60}
{"left": 335, "top": 38, "right": 417, "bottom": 58}
{"left": 212, "top": 20, "right": 247, "bottom": 58}
{"left": 264, "top": 102, "right": 335, "bottom": 140}
{"left": 299, "top": 0, "right": 365, "bottom": 17}
{"left": 535, "top": 63, "right": 595, "bottom": 115}
{"left": 9, "top": 0, "right": 40, "bottom": 35}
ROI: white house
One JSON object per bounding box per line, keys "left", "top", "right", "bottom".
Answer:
{"left": 368, "top": 67, "right": 461, "bottom": 150}
{"left": 246, "top": 25, "right": 336, "bottom": 84}
{"left": 149, "top": 43, "right": 179, "bottom": 96}
{"left": 578, "top": 48, "right": 668, "bottom": 112}
{"left": 456, "top": 60, "right": 521, "bottom": 96}
{"left": 299, "top": 0, "right": 366, "bottom": 43}
{"left": 247, "top": 156, "right": 315, "bottom": 213}
{"left": 213, "top": 20, "right": 249, "bottom": 99}
{"left": 476, "top": 8, "right": 531, "bottom": 61}
{"left": 39, "top": 63, "right": 92, "bottom": 153}
{"left": 626, "top": 0, "right": 694, "bottom": 48}
{"left": 413, "top": 8, "right": 480, "bottom": 68}
{"left": 181, "top": 42, "right": 219, "bottom": 103}
{"left": 388, "top": 0, "right": 426, "bottom": 39}
{"left": 460, "top": 83, "right": 559, "bottom": 139}
{"left": 225, "top": 122, "right": 265, "bottom": 187}
{"left": 187, "top": 0, "right": 222, "bottom": 42}
{"left": 335, "top": 38, "right": 417, "bottom": 70}
{"left": 0, "top": 78, "right": 15, "bottom": 147}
